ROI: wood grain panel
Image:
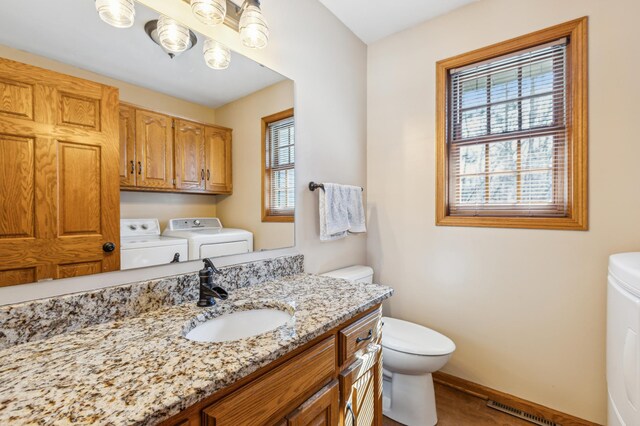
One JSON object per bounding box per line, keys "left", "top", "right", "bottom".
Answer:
{"left": 339, "top": 345, "right": 382, "bottom": 426}
{"left": 119, "top": 104, "right": 135, "bottom": 187}
{"left": 0, "top": 78, "right": 33, "bottom": 120}
{"left": 0, "top": 134, "right": 34, "bottom": 238}
{"left": 286, "top": 380, "right": 339, "bottom": 426}
{"left": 135, "top": 109, "right": 174, "bottom": 189}
{"left": 174, "top": 119, "right": 204, "bottom": 191}
{"left": 203, "top": 337, "right": 336, "bottom": 426}
{"left": 0, "top": 267, "right": 36, "bottom": 287}
{"left": 57, "top": 261, "right": 102, "bottom": 279}
{"left": 58, "top": 141, "right": 101, "bottom": 235}
{"left": 0, "top": 57, "right": 120, "bottom": 284}
{"left": 58, "top": 93, "right": 100, "bottom": 130}
{"left": 204, "top": 126, "right": 232, "bottom": 193}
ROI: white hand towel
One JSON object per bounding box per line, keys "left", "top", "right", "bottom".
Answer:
{"left": 347, "top": 186, "right": 366, "bottom": 234}
{"left": 319, "top": 183, "right": 366, "bottom": 241}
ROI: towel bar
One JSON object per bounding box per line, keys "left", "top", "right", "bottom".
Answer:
{"left": 308, "top": 182, "right": 363, "bottom": 192}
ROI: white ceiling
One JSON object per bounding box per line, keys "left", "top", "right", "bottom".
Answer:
{"left": 318, "top": 0, "right": 478, "bottom": 44}
{"left": 0, "top": 0, "right": 287, "bottom": 108}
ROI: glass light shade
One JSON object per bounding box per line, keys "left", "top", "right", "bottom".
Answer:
{"left": 239, "top": 4, "right": 269, "bottom": 49}
{"left": 191, "top": 0, "right": 226, "bottom": 26}
{"left": 95, "top": 0, "right": 135, "bottom": 28}
{"left": 157, "top": 15, "right": 191, "bottom": 53}
{"left": 203, "top": 39, "right": 231, "bottom": 70}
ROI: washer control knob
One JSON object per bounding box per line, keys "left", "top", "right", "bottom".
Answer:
{"left": 141, "top": 224, "right": 148, "bottom": 230}
{"left": 194, "top": 219, "right": 201, "bottom": 226}
{"left": 129, "top": 224, "right": 137, "bottom": 230}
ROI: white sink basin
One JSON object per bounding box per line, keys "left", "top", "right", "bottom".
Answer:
{"left": 185, "top": 309, "right": 293, "bottom": 343}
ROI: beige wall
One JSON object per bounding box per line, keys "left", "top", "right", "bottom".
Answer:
{"left": 0, "top": 0, "right": 367, "bottom": 305}
{"left": 120, "top": 192, "right": 216, "bottom": 230}
{"left": 215, "top": 80, "right": 295, "bottom": 251}
{"left": 367, "top": 0, "right": 640, "bottom": 422}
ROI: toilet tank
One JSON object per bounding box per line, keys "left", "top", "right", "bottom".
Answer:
{"left": 322, "top": 265, "right": 374, "bottom": 283}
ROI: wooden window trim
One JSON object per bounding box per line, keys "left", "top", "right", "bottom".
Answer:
{"left": 435, "top": 17, "right": 588, "bottom": 230}
{"left": 262, "top": 108, "right": 295, "bottom": 223}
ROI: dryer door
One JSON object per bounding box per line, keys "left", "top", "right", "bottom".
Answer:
{"left": 200, "top": 241, "right": 250, "bottom": 259}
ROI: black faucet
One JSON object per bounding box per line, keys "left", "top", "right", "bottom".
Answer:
{"left": 197, "top": 258, "right": 229, "bottom": 307}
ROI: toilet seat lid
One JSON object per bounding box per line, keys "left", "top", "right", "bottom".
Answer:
{"left": 381, "top": 317, "right": 456, "bottom": 356}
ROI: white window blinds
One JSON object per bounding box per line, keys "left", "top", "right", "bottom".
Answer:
{"left": 448, "top": 39, "right": 568, "bottom": 217}
{"left": 266, "top": 115, "right": 295, "bottom": 216}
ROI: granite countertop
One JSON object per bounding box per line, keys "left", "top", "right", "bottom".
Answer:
{"left": 0, "top": 273, "right": 392, "bottom": 425}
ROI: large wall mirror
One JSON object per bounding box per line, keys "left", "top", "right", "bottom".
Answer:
{"left": 0, "top": 0, "right": 295, "bottom": 287}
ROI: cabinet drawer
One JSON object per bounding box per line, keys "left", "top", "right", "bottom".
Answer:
{"left": 202, "top": 337, "right": 336, "bottom": 426}
{"left": 338, "top": 309, "right": 382, "bottom": 366}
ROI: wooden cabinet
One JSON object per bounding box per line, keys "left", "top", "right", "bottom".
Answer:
{"left": 204, "top": 126, "right": 232, "bottom": 194}
{"left": 174, "top": 119, "right": 205, "bottom": 191}
{"left": 118, "top": 104, "right": 232, "bottom": 194}
{"left": 119, "top": 104, "right": 135, "bottom": 187}
{"left": 339, "top": 345, "right": 383, "bottom": 426}
{"left": 203, "top": 337, "right": 336, "bottom": 426}
{"left": 160, "top": 306, "right": 383, "bottom": 426}
{"left": 0, "top": 57, "right": 120, "bottom": 285}
{"left": 286, "top": 381, "right": 340, "bottom": 426}
{"left": 135, "top": 109, "right": 174, "bottom": 190}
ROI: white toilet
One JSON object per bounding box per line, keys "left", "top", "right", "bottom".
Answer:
{"left": 322, "top": 265, "right": 456, "bottom": 426}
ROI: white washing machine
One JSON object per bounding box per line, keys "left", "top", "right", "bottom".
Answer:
{"left": 120, "top": 219, "right": 188, "bottom": 270}
{"left": 608, "top": 252, "right": 640, "bottom": 426}
{"left": 162, "top": 218, "right": 253, "bottom": 261}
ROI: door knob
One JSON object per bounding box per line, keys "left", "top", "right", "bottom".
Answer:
{"left": 102, "top": 242, "right": 116, "bottom": 253}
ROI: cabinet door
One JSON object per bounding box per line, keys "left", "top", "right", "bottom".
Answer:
{"left": 174, "top": 119, "right": 205, "bottom": 191}
{"left": 339, "top": 345, "right": 382, "bottom": 426}
{"left": 119, "top": 104, "right": 136, "bottom": 187}
{"left": 0, "top": 57, "right": 120, "bottom": 284}
{"left": 203, "top": 337, "right": 336, "bottom": 426}
{"left": 204, "top": 126, "right": 232, "bottom": 193}
{"left": 135, "top": 109, "right": 174, "bottom": 189}
{"left": 286, "top": 380, "right": 339, "bottom": 426}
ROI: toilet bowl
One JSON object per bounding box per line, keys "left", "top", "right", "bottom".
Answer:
{"left": 381, "top": 317, "right": 455, "bottom": 426}
{"left": 321, "top": 265, "right": 455, "bottom": 426}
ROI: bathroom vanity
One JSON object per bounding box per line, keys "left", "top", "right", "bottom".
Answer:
{"left": 0, "top": 255, "right": 392, "bottom": 425}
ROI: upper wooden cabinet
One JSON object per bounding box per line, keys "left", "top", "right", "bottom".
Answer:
{"left": 174, "top": 119, "right": 205, "bottom": 191}
{"left": 118, "top": 104, "right": 232, "bottom": 195}
{"left": 135, "top": 109, "right": 174, "bottom": 190}
{"left": 204, "top": 126, "right": 232, "bottom": 194}
{"left": 0, "top": 57, "right": 120, "bottom": 285}
{"left": 119, "top": 104, "right": 135, "bottom": 187}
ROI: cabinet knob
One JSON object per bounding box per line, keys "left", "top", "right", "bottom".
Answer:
{"left": 138, "top": 161, "right": 142, "bottom": 175}
{"left": 102, "top": 242, "right": 116, "bottom": 253}
{"left": 207, "top": 169, "right": 210, "bottom": 181}
{"left": 130, "top": 160, "right": 134, "bottom": 174}
{"left": 201, "top": 169, "right": 205, "bottom": 181}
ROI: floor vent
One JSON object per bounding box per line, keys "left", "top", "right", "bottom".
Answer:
{"left": 486, "top": 400, "right": 560, "bottom": 426}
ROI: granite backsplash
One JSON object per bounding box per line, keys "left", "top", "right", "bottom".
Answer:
{"left": 0, "top": 254, "right": 304, "bottom": 350}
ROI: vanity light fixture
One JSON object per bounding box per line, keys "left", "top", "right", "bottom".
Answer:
{"left": 191, "top": 0, "right": 227, "bottom": 26}
{"left": 239, "top": 0, "right": 269, "bottom": 49}
{"left": 95, "top": 0, "right": 135, "bottom": 28}
{"left": 145, "top": 18, "right": 197, "bottom": 59}
{"left": 157, "top": 15, "right": 192, "bottom": 53}
{"left": 203, "top": 39, "right": 231, "bottom": 70}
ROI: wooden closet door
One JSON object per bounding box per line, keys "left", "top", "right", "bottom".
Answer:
{"left": 204, "top": 126, "right": 232, "bottom": 193}
{"left": 174, "top": 119, "right": 205, "bottom": 191}
{"left": 135, "top": 109, "right": 174, "bottom": 189}
{"left": 0, "top": 57, "right": 120, "bottom": 285}
{"left": 119, "top": 104, "right": 135, "bottom": 187}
